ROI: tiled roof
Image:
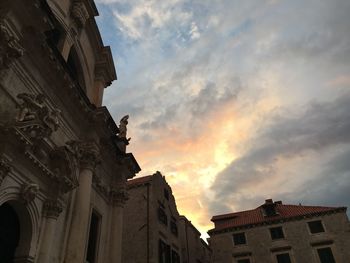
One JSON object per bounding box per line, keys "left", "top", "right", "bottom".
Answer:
{"left": 126, "top": 175, "right": 153, "bottom": 187}
{"left": 209, "top": 200, "right": 346, "bottom": 234}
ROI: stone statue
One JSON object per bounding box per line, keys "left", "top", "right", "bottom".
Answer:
{"left": 118, "top": 115, "right": 130, "bottom": 141}
{"left": 16, "top": 93, "right": 46, "bottom": 122}
{"left": 44, "top": 108, "right": 62, "bottom": 131}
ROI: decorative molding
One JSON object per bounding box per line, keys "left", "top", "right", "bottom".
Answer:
{"left": 71, "top": 1, "right": 90, "bottom": 29}
{"left": 0, "top": 156, "right": 11, "bottom": 185}
{"left": 310, "top": 240, "right": 334, "bottom": 247}
{"left": 270, "top": 246, "right": 291, "bottom": 253}
{"left": 232, "top": 252, "right": 252, "bottom": 258}
{"left": 50, "top": 146, "right": 79, "bottom": 193}
{"left": 94, "top": 46, "right": 117, "bottom": 87}
{"left": 15, "top": 92, "right": 62, "bottom": 140}
{"left": 0, "top": 21, "right": 24, "bottom": 70}
{"left": 92, "top": 174, "right": 109, "bottom": 201}
{"left": 20, "top": 182, "right": 39, "bottom": 203}
{"left": 109, "top": 186, "right": 129, "bottom": 207}
{"left": 42, "top": 199, "right": 63, "bottom": 219}
{"left": 66, "top": 140, "right": 101, "bottom": 171}
{"left": 13, "top": 256, "right": 35, "bottom": 263}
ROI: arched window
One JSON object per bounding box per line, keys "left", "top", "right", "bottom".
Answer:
{"left": 67, "top": 46, "right": 86, "bottom": 91}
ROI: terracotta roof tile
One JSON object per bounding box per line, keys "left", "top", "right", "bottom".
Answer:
{"left": 209, "top": 201, "right": 346, "bottom": 233}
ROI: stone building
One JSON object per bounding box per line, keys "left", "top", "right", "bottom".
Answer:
{"left": 178, "top": 215, "right": 212, "bottom": 263}
{"left": 208, "top": 199, "right": 350, "bottom": 263}
{"left": 122, "top": 172, "right": 211, "bottom": 263}
{"left": 0, "top": 0, "right": 140, "bottom": 263}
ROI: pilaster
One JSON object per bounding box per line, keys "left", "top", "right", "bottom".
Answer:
{"left": 0, "top": 155, "right": 11, "bottom": 186}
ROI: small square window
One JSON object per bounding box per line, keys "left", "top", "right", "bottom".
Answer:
{"left": 237, "top": 259, "right": 250, "bottom": 263}
{"left": 233, "top": 232, "right": 246, "bottom": 245}
{"left": 170, "top": 220, "right": 178, "bottom": 236}
{"left": 317, "top": 247, "right": 336, "bottom": 263}
{"left": 270, "top": 227, "right": 284, "bottom": 240}
{"left": 308, "top": 220, "right": 325, "bottom": 234}
{"left": 171, "top": 250, "right": 180, "bottom": 263}
{"left": 159, "top": 239, "right": 171, "bottom": 263}
{"left": 276, "top": 253, "right": 291, "bottom": 263}
{"left": 158, "top": 207, "right": 168, "bottom": 226}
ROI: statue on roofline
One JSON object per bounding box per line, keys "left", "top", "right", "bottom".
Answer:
{"left": 118, "top": 115, "right": 131, "bottom": 141}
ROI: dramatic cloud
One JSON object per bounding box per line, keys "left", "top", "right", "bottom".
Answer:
{"left": 210, "top": 92, "right": 350, "bottom": 214}
{"left": 95, "top": 0, "right": 350, "bottom": 237}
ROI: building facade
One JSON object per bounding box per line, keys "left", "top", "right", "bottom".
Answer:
{"left": 208, "top": 199, "right": 350, "bottom": 263}
{"left": 0, "top": 0, "right": 140, "bottom": 263}
{"left": 122, "top": 172, "right": 211, "bottom": 263}
{"left": 178, "top": 215, "right": 212, "bottom": 263}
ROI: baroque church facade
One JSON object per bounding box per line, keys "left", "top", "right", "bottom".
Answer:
{"left": 0, "top": 0, "right": 140, "bottom": 262}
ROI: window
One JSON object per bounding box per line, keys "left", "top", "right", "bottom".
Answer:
{"left": 170, "top": 220, "right": 178, "bottom": 236}
{"left": 270, "top": 227, "right": 284, "bottom": 240}
{"left": 158, "top": 207, "right": 168, "bottom": 226}
{"left": 276, "top": 253, "right": 291, "bottom": 263}
{"left": 67, "top": 47, "right": 86, "bottom": 91}
{"left": 159, "top": 239, "right": 171, "bottom": 263}
{"left": 233, "top": 232, "right": 246, "bottom": 245}
{"left": 317, "top": 247, "right": 336, "bottom": 263}
{"left": 86, "top": 211, "right": 101, "bottom": 263}
{"left": 237, "top": 259, "right": 251, "bottom": 263}
{"left": 171, "top": 250, "right": 181, "bottom": 263}
{"left": 308, "top": 220, "right": 325, "bottom": 234}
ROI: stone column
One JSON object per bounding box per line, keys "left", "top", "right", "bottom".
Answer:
{"left": 65, "top": 141, "right": 100, "bottom": 263}
{"left": 109, "top": 187, "right": 129, "bottom": 263}
{"left": 37, "top": 199, "right": 63, "bottom": 263}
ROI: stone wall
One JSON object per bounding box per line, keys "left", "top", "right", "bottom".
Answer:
{"left": 209, "top": 212, "right": 350, "bottom": 263}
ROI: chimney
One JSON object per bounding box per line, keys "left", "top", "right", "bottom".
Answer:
{"left": 274, "top": 200, "right": 282, "bottom": 205}
{"left": 265, "top": 199, "right": 273, "bottom": 204}
{"left": 262, "top": 199, "right": 278, "bottom": 217}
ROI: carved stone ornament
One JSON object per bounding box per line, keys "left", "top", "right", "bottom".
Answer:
{"left": 50, "top": 146, "right": 79, "bottom": 193}
{"left": 0, "top": 21, "right": 24, "bottom": 69}
{"left": 42, "top": 199, "right": 63, "bottom": 219}
{"left": 15, "top": 92, "right": 62, "bottom": 140}
{"left": 109, "top": 186, "right": 129, "bottom": 207}
{"left": 0, "top": 156, "right": 11, "bottom": 185}
{"left": 21, "top": 182, "right": 39, "bottom": 203}
{"left": 117, "top": 115, "right": 131, "bottom": 141}
{"left": 66, "top": 141, "right": 101, "bottom": 171}
{"left": 71, "top": 1, "right": 89, "bottom": 28}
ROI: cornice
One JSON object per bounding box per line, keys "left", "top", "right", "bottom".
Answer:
{"left": 94, "top": 46, "right": 117, "bottom": 87}
{"left": 208, "top": 207, "right": 348, "bottom": 236}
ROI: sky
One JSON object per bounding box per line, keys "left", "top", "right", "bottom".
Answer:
{"left": 94, "top": 0, "right": 350, "bottom": 238}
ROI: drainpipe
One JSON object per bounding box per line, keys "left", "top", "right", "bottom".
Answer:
{"left": 147, "top": 183, "right": 150, "bottom": 263}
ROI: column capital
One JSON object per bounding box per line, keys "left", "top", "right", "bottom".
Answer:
{"left": 20, "top": 182, "right": 39, "bottom": 204}
{"left": 67, "top": 140, "right": 101, "bottom": 171}
{"left": 109, "top": 187, "right": 129, "bottom": 207}
{"left": 42, "top": 199, "right": 63, "bottom": 219}
{"left": 0, "top": 156, "right": 11, "bottom": 185}
{"left": 71, "top": 1, "right": 89, "bottom": 29}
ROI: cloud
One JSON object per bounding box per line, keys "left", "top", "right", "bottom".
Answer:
{"left": 94, "top": 0, "right": 350, "bottom": 236}
{"left": 210, "top": 91, "right": 350, "bottom": 215}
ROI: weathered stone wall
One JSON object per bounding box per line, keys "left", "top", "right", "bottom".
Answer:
{"left": 210, "top": 212, "right": 350, "bottom": 263}
{"left": 0, "top": 1, "right": 137, "bottom": 263}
